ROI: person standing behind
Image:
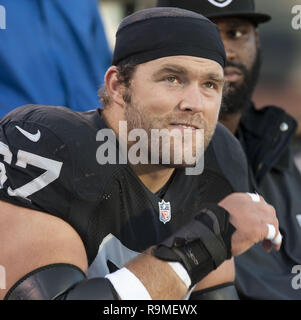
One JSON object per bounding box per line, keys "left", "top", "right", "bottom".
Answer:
{"left": 157, "top": 0, "right": 301, "bottom": 300}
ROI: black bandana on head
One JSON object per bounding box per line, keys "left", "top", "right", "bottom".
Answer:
{"left": 112, "top": 7, "right": 226, "bottom": 68}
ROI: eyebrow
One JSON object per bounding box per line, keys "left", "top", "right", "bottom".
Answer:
{"left": 224, "top": 21, "right": 252, "bottom": 29}
{"left": 152, "top": 64, "right": 187, "bottom": 78}
{"left": 213, "top": 17, "right": 251, "bottom": 28}
{"left": 153, "top": 64, "right": 224, "bottom": 84}
{"left": 206, "top": 72, "right": 225, "bottom": 85}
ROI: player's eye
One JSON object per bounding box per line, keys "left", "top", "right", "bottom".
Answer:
{"left": 166, "top": 76, "right": 178, "bottom": 83}
{"left": 227, "top": 28, "right": 247, "bottom": 39}
{"left": 204, "top": 82, "right": 216, "bottom": 89}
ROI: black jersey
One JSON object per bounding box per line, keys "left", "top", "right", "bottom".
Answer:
{"left": 0, "top": 105, "right": 248, "bottom": 277}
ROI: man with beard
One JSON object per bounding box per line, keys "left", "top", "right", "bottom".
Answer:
{"left": 0, "top": 8, "right": 281, "bottom": 300}
{"left": 157, "top": 0, "right": 301, "bottom": 299}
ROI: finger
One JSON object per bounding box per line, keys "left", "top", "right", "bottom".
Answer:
{"left": 261, "top": 232, "right": 282, "bottom": 253}
{"left": 265, "top": 224, "right": 276, "bottom": 241}
{"left": 272, "top": 231, "right": 282, "bottom": 246}
{"left": 271, "top": 238, "right": 281, "bottom": 251}
{"left": 262, "top": 239, "right": 273, "bottom": 253}
{"left": 258, "top": 195, "right": 267, "bottom": 204}
{"left": 247, "top": 192, "right": 260, "bottom": 202}
{"left": 265, "top": 226, "right": 282, "bottom": 251}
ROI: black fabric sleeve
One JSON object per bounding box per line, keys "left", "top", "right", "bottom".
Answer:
{"left": 0, "top": 113, "right": 75, "bottom": 221}
{"left": 4, "top": 263, "right": 118, "bottom": 300}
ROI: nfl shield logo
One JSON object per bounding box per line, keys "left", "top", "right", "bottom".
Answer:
{"left": 158, "top": 200, "right": 171, "bottom": 224}
{"left": 208, "top": 0, "right": 233, "bottom": 8}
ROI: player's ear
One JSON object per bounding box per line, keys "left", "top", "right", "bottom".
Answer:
{"left": 105, "top": 66, "right": 127, "bottom": 107}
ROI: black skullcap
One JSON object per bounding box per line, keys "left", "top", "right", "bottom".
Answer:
{"left": 112, "top": 7, "right": 226, "bottom": 68}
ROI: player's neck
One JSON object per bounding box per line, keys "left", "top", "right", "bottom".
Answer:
{"left": 219, "top": 112, "right": 242, "bottom": 134}
{"left": 131, "top": 164, "right": 175, "bottom": 194}
{"left": 102, "top": 107, "right": 176, "bottom": 193}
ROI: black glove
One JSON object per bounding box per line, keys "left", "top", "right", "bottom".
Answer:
{"left": 152, "top": 203, "right": 235, "bottom": 287}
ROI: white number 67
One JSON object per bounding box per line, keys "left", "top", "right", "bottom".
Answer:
{"left": 0, "top": 142, "right": 63, "bottom": 200}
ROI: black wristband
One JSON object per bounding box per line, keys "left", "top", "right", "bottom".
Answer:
{"left": 152, "top": 203, "right": 235, "bottom": 287}
{"left": 196, "top": 203, "right": 236, "bottom": 259}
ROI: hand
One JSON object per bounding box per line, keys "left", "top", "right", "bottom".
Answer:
{"left": 218, "top": 193, "right": 281, "bottom": 256}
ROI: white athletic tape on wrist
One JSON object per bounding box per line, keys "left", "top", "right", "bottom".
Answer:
{"left": 266, "top": 223, "right": 276, "bottom": 240}
{"left": 168, "top": 262, "right": 192, "bottom": 289}
{"left": 272, "top": 232, "right": 282, "bottom": 245}
{"left": 247, "top": 192, "right": 260, "bottom": 202}
{"left": 105, "top": 267, "right": 152, "bottom": 300}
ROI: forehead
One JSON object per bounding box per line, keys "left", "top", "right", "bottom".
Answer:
{"left": 135, "top": 56, "right": 224, "bottom": 77}
{"left": 211, "top": 17, "right": 256, "bottom": 29}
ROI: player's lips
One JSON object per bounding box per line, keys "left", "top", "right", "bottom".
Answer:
{"left": 224, "top": 67, "right": 243, "bottom": 83}
{"left": 169, "top": 123, "right": 200, "bottom": 130}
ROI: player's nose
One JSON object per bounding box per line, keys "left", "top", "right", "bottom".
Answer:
{"left": 178, "top": 83, "right": 204, "bottom": 113}
{"left": 221, "top": 38, "right": 237, "bottom": 62}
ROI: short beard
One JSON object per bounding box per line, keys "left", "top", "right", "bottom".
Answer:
{"left": 219, "top": 48, "right": 262, "bottom": 120}
{"left": 124, "top": 91, "right": 216, "bottom": 168}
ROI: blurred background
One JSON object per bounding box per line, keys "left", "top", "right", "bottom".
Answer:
{"left": 99, "top": 0, "right": 301, "bottom": 141}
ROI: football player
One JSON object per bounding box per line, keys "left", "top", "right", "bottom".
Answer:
{"left": 0, "top": 8, "right": 281, "bottom": 300}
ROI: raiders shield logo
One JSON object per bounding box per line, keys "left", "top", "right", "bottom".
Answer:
{"left": 208, "top": 0, "right": 233, "bottom": 8}
{"left": 158, "top": 200, "right": 171, "bottom": 224}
